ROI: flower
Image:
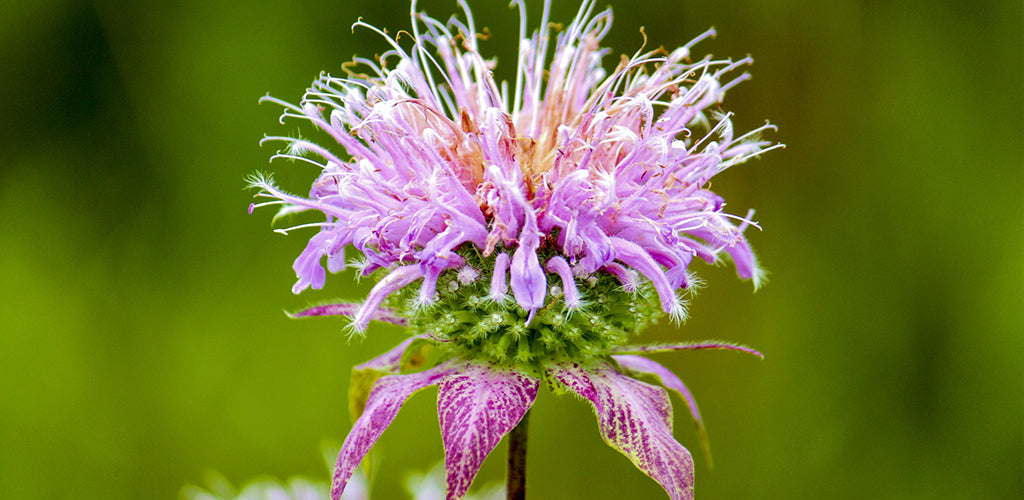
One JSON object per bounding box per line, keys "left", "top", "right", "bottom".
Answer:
{"left": 250, "top": 0, "right": 779, "bottom": 499}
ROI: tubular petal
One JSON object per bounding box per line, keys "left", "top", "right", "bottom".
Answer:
{"left": 545, "top": 256, "right": 581, "bottom": 308}
{"left": 352, "top": 265, "right": 423, "bottom": 331}
{"left": 489, "top": 252, "right": 511, "bottom": 301}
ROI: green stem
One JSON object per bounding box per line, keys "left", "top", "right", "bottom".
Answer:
{"left": 506, "top": 409, "right": 530, "bottom": 500}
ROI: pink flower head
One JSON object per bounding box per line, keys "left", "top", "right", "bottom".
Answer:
{"left": 250, "top": 1, "right": 778, "bottom": 499}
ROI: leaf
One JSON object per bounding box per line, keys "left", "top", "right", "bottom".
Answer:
{"left": 437, "top": 361, "right": 539, "bottom": 500}
{"left": 548, "top": 360, "right": 695, "bottom": 500}
{"left": 613, "top": 354, "right": 711, "bottom": 467}
{"left": 287, "top": 302, "right": 409, "bottom": 326}
{"left": 348, "top": 336, "right": 426, "bottom": 422}
{"left": 332, "top": 362, "right": 455, "bottom": 500}
{"left": 399, "top": 336, "right": 435, "bottom": 371}
{"left": 612, "top": 341, "right": 764, "bottom": 359}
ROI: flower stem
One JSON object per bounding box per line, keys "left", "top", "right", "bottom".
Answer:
{"left": 506, "top": 409, "right": 530, "bottom": 500}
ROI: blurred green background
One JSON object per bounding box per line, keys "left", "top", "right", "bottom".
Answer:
{"left": 1, "top": 0, "right": 1021, "bottom": 498}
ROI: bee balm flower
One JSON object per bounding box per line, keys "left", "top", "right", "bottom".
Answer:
{"left": 250, "top": 0, "right": 779, "bottom": 499}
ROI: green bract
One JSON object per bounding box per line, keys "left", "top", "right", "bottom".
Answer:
{"left": 385, "top": 248, "right": 665, "bottom": 369}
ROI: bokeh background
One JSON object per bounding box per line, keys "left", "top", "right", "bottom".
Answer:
{"left": 1, "top": 0, "right": 1021, "bottom": 498}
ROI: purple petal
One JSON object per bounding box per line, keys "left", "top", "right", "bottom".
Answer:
{"left": 288, "top": 302, "right": 408, "bottom": 326}
{"left": 601, "top": 262, "right": 639, "bottom": 292}
{"left": 418, "top": 264, "right": 444, "bottom": 305}
{"left": 484, "top": 164, "right": 546, "bottom": 312}
{"left": 723, "top": 236, "right": 763, "bottom": 288}
{"left": 416, "top": 225, "right": 473, "bottom": 270}
{"left": 549, "top": 361, "right": 694, "bottom": 500}
{"left": 291, "top": 230, "right": 332, "bottom": 293}
{"left": 545, "top": 256, "right": 581, "bottom": 308}
{"left": 687, "top": 215, "right": 764, "bottom": 289}
{"left": 611, "top": 342, "right": 764, "bottom": 359}
{"left": 481, "top": 165, "right": 525, "bottom": 246}
{"left": 332, "top": 362, "right": 455, "bottom": 500}
{"left": 578, "top": 225, "right": 614, "bottom": 272}
{"left": 724, "top": 209, "right": 763, "bottom": 288}
{"left": 509, "top": 227, "right": 545, "bottom": 311}
{"left": 489, "top": 252, "right": 510, "bottom": 301}
{"left": 613, "top": 355, "right": 710, "bottom": 465}
{"left": 608, "top": 236, "right": 679, "bottom": 315}
{"left": 437, "top": 361, "right": 539, "bottom": 499}
{"left": 352, "top": 265, "right": 423, "bottom": 331}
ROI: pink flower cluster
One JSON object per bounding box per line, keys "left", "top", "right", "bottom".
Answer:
{"left": 251, "top": 0, "right": 776, "bottom": 330}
